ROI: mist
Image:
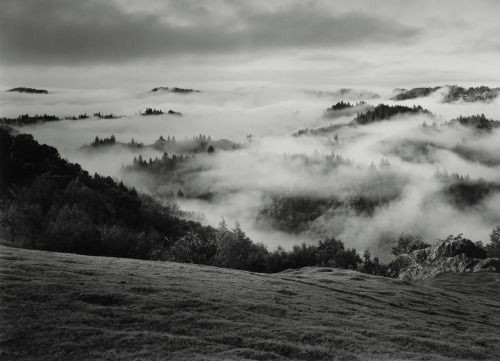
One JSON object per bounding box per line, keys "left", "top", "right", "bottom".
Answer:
{"left": 3, "top": 84, "right": 500, "bottom": 260}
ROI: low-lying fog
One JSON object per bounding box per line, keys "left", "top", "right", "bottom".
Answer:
{"left": 3, "top": 85, "right": 500, "bottom": 260}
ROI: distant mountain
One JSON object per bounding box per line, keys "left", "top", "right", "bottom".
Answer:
{"left": 6, "top": 87, "right": 48, "bottom": 94}
{"left": 151, "top": 86, "right": 200, "bottom": 94}
{"left": 392, "top": 85, "right": 499, "bottom": 103}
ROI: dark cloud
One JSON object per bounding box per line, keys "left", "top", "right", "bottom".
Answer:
{"left": 0, "top": 0, "right": 419, "bottom": 66}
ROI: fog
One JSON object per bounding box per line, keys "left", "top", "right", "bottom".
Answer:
{"left": 3, "top": 85, "right": 500, "bottom": 260}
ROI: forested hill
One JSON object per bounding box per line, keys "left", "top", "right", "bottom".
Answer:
{"left": 0, "top": 128, "right": 214, "bottom": 258}
{"left": 392, "top": 85, "right": 499, "bottom": 102}
{"left": 355, "top": 104, "right": 433, "bottom": 124}
{"left": 6, "top": 87, "right": 48, "bottom": 94}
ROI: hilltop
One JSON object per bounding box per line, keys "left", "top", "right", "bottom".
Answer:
{"left": 1, "top": 244, "right": 499, "bottom": 361}
{"left": 392, "top": 86, "right": 499, "bottom": 103}
{"left": 6, "top": 87, "right": 48, "bottom": 94}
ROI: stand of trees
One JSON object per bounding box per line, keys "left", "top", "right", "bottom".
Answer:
{"left": 356, "top": 104, "right": 433, "bottom": 124}
{"left": 151, "top": 86, "right": 200, "bottom": 93}
{"left": 447, "top": 114, "right": 500, "bottom": 131}
{"left": 436, "top": 171, "right": 500, "bottom": 207}
{"left": 392, "top": 86, "right": 499, "bottom": 103}
{"left": 0, "top": 114, "right": 59, "bottom": 126}
{"left": 7, "top": 87, "right": 48, "bottom": 94}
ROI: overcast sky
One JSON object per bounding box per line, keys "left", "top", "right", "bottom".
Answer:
{"left": 1, "top": 0, "right": 499, "bottom": 90}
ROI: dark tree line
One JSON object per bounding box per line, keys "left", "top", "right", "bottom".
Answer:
{"left": 142, "top": 108, "right": 182, "bottom": 116}
{"left": 142, "top": 108, "right": 164, "bottom": 115}
{"left": 91, "top": 135, "right": 116, "bottom": 147}
{"left": 94, "top": 112, "right": 119, "bottom": 119}
{"left": 391, "top": 87, "right": 441, "bottom": 101}
{"left": 7, "top": 87, "right": 48, "bottom": 94}
{"left": 444, "top": 86, "right": 499, "bottom": 103}
{"left": 436, "top": 170, "right": 500, "bottom": 207}
{"left": 1, "top": 113, "right": 91, "bottom": 126}
{"left": 326, "top": 101, "right": 357, "bottom": 111}
{"left": 1, "top": 114, "right": 60, "bottom": 126}
{"left": 447, "top": 114, "right": 500, "bottom": 131}
{"left": 391, "top": 85, "right": 499, "bottom": 103}
{"left": 151, "top": 86, "right": 200, "bottom": 93}
{"left": 356, "top": 104, "right": 433, "bottom": 124}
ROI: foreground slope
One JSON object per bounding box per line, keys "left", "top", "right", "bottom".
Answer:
{"left": 1, "top": 245, "right": 499, "bottom": 361}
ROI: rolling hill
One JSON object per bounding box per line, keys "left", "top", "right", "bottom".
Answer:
{"left": 1, "top": 244, "right": 499, "bottom": 360}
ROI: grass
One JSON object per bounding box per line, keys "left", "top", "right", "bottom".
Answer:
{"left": 0, "top": 245, "right": 499, "bottom": 360}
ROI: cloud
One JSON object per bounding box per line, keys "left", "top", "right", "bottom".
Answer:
{"left": 0, "top": 0, "right": 418, "bottom": 66}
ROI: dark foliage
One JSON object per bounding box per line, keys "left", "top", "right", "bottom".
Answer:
{"left": 7, "top": 87, "right": 48, "bottom": 94}
{"left": 443, "top": 86, "right": 499, "bottom": 103}
{"left": 258, "top": 193, "right": 339, "bottom": 234}
{"left": 258, "top": 161, "right": 406, "bottom": 234}
{"left": 391, "top": 233, "right": 430, "bottom": 256}
{"left": 486, "top": 226, "right": 500, "bottom": 258}
{"left": 447, "top": 114, "right": 500, "bottom": 131}
{"left": 94, "top": 112, "right": 119, "bottom": 119}
{"left": 391, "top": 85, "right": 499, "bottom": 103}
{"left": 0, "top": 129, "right": 214, "bottom": 258}
{"left": 1, "top": 114, "right": 59, "bottom": 126}
{"left": 391, "top": 87, "right": 441, "bottom": 101}
{"left": 142, "top": 108, "right": 164, "bottom": 115}
{"left": 326, "top": 101, "right": 355, "bottom": 111}
{"left": 151, "top": 86, "right": 200, "bottom": 93}
{"left": 436, "top": 171, "right": 500, "bottom": 207}
{"left": 91, "top": 135, "right": 116, "bottom": 147}
{"left": 356, "top": 104, "right": 433, "bottom": 124}
{"left": 451, "top": 143, "right": 500, "bottom": 167}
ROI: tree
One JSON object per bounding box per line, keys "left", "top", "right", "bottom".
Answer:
{"left": 486, "top": 225, "right": 500, "bottom": 258}
{"left": 46, "top": 204, "right": 101, "bottom": 255}
{"left": 19, "top": 204, "right": 43, "bottom": 249}
{"left": 213, "top": 221, "right": 268, "bottom": 271}
{"left": 317, "top": 237, "right": 361, "bottom": 269}
{"left": 391, "top": 233, "right": 429, "bottom": 256}
{"left": 0, "top": 203, "right": 20, "bottom": 243}
{"left": 167, "top": 231, "right": 216, "bottom": 264}
{"left": 207, "top": 145, "right": 215, "bottom": 153}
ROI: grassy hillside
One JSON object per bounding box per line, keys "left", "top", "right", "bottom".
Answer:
{"left": 1, "top": 244, "right": 499, "bottom": 361}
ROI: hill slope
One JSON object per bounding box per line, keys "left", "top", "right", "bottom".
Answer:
{"left": 1, "top": 245, "right": 499, "bottom": 361}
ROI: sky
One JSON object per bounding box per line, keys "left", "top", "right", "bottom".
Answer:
{"left": 1, "top": 0, "right": 499, "bottom": 90}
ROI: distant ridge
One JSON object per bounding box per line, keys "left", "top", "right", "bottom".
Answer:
{"left": 6, "top": 87, "right": 48, "bottom": 94}
{"left": 392, "top": 85, "right": 499, "bottom": 103}
{"left": 151, "top": 86, "right": 200, "bottom": 94}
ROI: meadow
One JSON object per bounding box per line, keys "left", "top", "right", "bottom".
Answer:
{"left": 1, "top": 244, "right": 499, "bottom": 360}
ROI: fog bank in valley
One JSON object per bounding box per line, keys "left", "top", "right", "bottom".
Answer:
{"left": 3, "top": 85, "right": 500, "bottom": 259}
